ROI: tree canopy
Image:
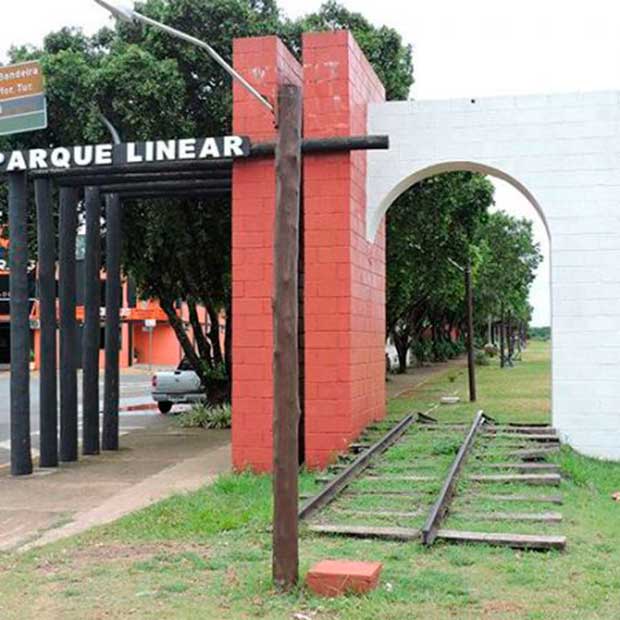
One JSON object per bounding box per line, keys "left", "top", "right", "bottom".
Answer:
{"left": 0, "top": 0, "right": 414, "bottom": 393}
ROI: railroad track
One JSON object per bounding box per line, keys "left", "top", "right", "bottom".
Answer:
{"left": 300, "top": 411, "right": 566, "bottom": 551}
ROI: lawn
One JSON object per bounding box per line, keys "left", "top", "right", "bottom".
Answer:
{"left": 1, "top": 341, "right": 620, "bottom": 619}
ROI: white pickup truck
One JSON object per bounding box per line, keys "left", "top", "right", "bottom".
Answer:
{"left": 151, "top": 359, "right": 206, "bottom": 413}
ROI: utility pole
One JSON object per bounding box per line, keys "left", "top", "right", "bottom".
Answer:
{"left": 272, "top": 83, "right": 303, "bottom": 591}
{"left": 464, "top": 256, "right": 476, "bottom": 402}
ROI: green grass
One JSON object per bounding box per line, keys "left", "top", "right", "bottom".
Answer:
{"left": 1, "top": 341, "right": 620, "bottom": 619}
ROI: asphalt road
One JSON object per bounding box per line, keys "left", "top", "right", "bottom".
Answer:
{"left": 0, "top": 370, "right": 161, "bottom": 467}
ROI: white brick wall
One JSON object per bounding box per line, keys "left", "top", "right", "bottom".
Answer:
{"left": 367, "top": 92, "right": 620, "bottom": 460}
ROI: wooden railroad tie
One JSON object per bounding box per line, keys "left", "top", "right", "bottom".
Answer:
{"left": 508, "top": 447, "right": 560, "bottom": 459}
{"left": 453, "top": 511, "right": 563, "bottom": 523}
{"left": 333, "top": 508, "right": 423, "bottom": 519}
{"left": 471, "top": 493, "right": 563, "bottom": 505}
{"left": 308, "top": 524, "right": 420, "bottom": 542}
{"left": 469, "top": 473, "right": 562, "bottom": 486}
{"left": 477, "top": 462, "right": 560, "bottom": 473}
{"left": 482, "top": 432, "right": 559, "bottom": 443}
{"left": 436, "top": 529, "right": 566, "bottom": 551}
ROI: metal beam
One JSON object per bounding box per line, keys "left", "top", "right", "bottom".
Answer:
{"left": 99, "top": 180, "right": 231, "bottom": 194}
{"left": 299, "top": 413, "right": 416, "bottom": 521}
{"left": 102, "top": 193, "right": 121, "bottom": 451}
{"left": 34, "top": 177, "right": 58, "bottom": 468}
{"left": 58, "top": 169, "right": 231, "bottom": 187}
{"left": 421, "top": 411, "right": 487, "bottom": 545}
{"left": 117, "top": 189, "right": 231, "bottom": 200}
{"left": 59, "top": 186, "right": 80, "bottom": 463}
{"left": 8, "top": 172, "right": 33, "bottom": 476}
{"left": 82, "top": 187, "right": 101, "bottom": 455}
{"left": 29, "top": 158, "right": 233, "bottom": 180}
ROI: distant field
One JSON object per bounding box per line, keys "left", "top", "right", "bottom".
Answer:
{"left": 1, "top": 340, "right": 620, "bottom": 620}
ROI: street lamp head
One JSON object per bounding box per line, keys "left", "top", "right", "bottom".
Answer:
{"left": 93, "top": 0, "right": 136, "bottom": 22}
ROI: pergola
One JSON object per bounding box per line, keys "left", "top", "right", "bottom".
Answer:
{"left": 1, "top": 133, "right": 387, "bottom": 476}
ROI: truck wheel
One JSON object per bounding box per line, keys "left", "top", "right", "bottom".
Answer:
{"left": 158, "top": 402, "right": 173, "bottom": 414}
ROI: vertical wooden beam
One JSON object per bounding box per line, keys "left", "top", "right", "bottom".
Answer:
{"left": 465, "top": 256, "right": 476, "bottom": 402}
{"left": 83, "top": 187, "right": 101, "bottom": 455}
{"left": 272, "top": 83, "right": 303, "bottom": 590}
{"left": 103, "top": 193, "right": 121, "bottom": 451}
{"left": 59, "top": 186, "right": 79, "bottom": 462}
{"left": 35, "top": 178, "right": 58, "bottom": 468}
{"left": 8, "top": 172, "right": 33, "bottom": 476}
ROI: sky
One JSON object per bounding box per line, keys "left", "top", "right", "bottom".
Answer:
{"left": 3, "top": 1, "right": 620, "bottom": 326}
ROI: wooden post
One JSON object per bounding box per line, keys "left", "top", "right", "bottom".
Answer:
{"left": 83, "top": 187, "right": 102, "bottom": 455}
{"left": 59, "top": 186, "right": 79, "bottom": 462}
{"left": 8, "top": 172, "right": 33, "bottom": 476}
{"left": 465, "top": 257, "right": 476, "bottom": 402}
{"left": 272, "top": 83, "right": 302, "bottom": 590}
{"left": 35, "top": 178, "right": 58, "bottom": 468}
{"left": 103, "top": 193, "right": 121, "bottom": 451}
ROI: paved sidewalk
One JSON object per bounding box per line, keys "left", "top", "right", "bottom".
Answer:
{"left": 0, "top": 417, "right": 230, "bottom": 552}
{"left": 386, "top": 356, "right": 468, "bottom": 400}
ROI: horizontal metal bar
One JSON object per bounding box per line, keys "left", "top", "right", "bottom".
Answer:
{"left": 115, "top": 188, "right": 231, "bottom": 200}
{"left": 58, "top": 169, "right": 232, "bottom": 187}
{"left": 29, "top": 158, "right": 234, "bottom": 180}
{"left": 99, "top": 179, "right": 231, "bottom": 193}
{"left": 421, "top": 410, "right": 487, "bottom": 546}
{"left": 298, "top": 413, "right": 415, "bottom": 522}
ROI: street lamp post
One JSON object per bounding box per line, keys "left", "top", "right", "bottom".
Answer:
{"left": 93, "top": 0, "right": 301, "bottom": 590}
{"left": 446, "top": 255, "right": 476, "bottom": 403}
{"left": 93, "top": 0, "right": 273, "bottom": 113}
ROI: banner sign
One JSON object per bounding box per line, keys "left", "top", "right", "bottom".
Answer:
{"left": 0, "top": 135, "right": 250, "bottom": 173}
{"left": 0, "top": 61, "right": 48, "bottom": 136}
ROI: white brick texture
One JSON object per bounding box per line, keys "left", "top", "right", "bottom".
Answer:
{"left": 368, "top": 92, "right": 620, "bottom": 460}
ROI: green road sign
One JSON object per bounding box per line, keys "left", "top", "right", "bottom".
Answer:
{"left": 0, "top": 61, "right": 47, "bottom": 136}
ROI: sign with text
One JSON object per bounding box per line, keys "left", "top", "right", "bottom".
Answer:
{"left": 0, "top": 135, "right": 250, "bottom": 173}
{"left": 0, "top": 61, "right": 47, "bottom": 136}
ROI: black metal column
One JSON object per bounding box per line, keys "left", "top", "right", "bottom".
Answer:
{"left": 8, "top": 172, "right": 33, "bottom": 476}
{"left": 59, "top": 186, "right": 79, "bottom": 462}
{"left": 35, "top": 178, "right": 58, "bottom": 468}
{"left": 103, "top": 193, "right": 121, "bottom": 451}
{"left": 83, "top": 187, "right": 101, "bottom": 455}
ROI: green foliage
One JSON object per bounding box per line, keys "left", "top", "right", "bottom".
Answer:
{"left": 529, "top": 326, "right": 551, "bottom": 341}
{"left": 176, "top": 402, "right": 232, "bottom": 429}
{"left": 0, "top": 0, "right": 415, "bottom": 380}
{"left": 475, "top": 349, "right": 491, "bottom": 366}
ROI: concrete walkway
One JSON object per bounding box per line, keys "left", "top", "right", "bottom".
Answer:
{"left": 386, "top": 356, "right": 468, "bottom": 400}
{"left": 0, "top": 416, "right": 230, "bottom": 552}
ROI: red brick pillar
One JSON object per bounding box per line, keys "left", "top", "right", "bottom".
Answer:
{"left": 302, "top": 31, "right": 387, "bottom": 468}
{"left": 232, "top": 37, "right": 302, "bottom": 472}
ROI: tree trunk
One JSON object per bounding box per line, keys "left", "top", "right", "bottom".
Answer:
{"left": 160, "top": 297, "right": 205, "bottom": 384}
{"left": 500, "top": 317, "right": 506, "bottom": 368}
{"left": 206, "top": 304, "right": 224, "bottom": 367}
{"left": 393, "top": 329, "right": 410, "bottom": 374}
{"left": 188, "top": 299, "right": 212, "bottom": 365}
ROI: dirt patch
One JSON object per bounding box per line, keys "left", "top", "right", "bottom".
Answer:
{"left": 36, "top": 541, "right": 210, "bottom": 574}
{"left": 482, "top": 600, "right": 526, "bottom": 617}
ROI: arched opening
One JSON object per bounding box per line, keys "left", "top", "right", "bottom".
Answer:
{"left": 382, "top": 161, "right": 552, "bottom": 424}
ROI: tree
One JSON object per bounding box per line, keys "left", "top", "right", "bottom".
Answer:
{"left": 0, "top": 1, "right": 415, "bottom": 398}
{"left": 386, "top": 172, "right": 494, "bottom": 372}
{"left": 474, "top": 211, "right": 543, "bottom": 366}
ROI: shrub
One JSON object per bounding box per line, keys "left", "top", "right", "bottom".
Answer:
{"left": 475, "top": 350, "right": 491, "bottom": 366}
{"left": 176, "top": 403, "right": 231, "bottom": 429}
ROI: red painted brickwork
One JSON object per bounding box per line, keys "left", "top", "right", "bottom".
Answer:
{"left": 231, "top": 32, "right": 386, "bottom": 471}
{"left": 302, "top": 31, "right": 387, "bottom": 468}
{"left": 232, "top": 37, "right": 303, "bottom": 472}
{"left": 306, "top": 560, "right": 383, "bottom": 597}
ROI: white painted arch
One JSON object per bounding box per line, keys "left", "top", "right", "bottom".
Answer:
{"left": 367, "top": 91, "right": 620, "bottom": 460}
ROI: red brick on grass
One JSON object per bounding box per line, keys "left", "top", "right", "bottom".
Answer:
{"left": 306, "top": 560, "right": 383, "bottom": 597}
